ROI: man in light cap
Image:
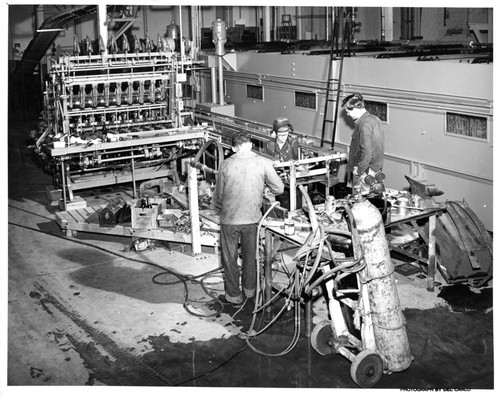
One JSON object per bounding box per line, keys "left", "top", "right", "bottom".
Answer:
{"left": 264, "top": 117, "right": 299, "bottom": 162}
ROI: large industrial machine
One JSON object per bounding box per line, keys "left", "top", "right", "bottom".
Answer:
{"left": 33, "top": 28, "right": 207, "bottom": 209}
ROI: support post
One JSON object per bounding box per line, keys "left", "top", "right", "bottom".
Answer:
{"left": 131, "top": 154, "right": 137, "bottom": 199}
{"left": 98, "top": 4, "right": 108, "bottom": 56}
{"left": 427, "top": 214, "right": 437, "bottom": 291}
{"left": 289, "top": 163, "right": 297, "bottom": 211}
{"left": 264, "top": 228, "right": 273, "bottom": 311}
{"left": 188, "top": 164, "right": 202, "bottom": 255}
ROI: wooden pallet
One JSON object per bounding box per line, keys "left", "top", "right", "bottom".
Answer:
{"left": 55, "top": 202, "right": 220, "bottom": 247}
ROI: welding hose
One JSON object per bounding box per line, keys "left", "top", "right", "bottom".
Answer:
{"left": 245, "top": 268, "right": 302, "bottom": 356}
{"left": 244, "top": 189, "right": 316, "bottom": 355}
{"left": 294, "top": 185, "right": 325, "bottom": 288}
{"left": 189, "top": 138, "right": 224, "bottom": 174}
{"left": 247, "top": 201, "right": 279, "bottom": 328}
{"left": 243, "top": 200, "right": 303, "bottom": 354}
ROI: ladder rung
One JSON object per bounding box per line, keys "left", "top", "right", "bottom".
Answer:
{"left": 323, "top": 119, "right": 335, "bottom": 123}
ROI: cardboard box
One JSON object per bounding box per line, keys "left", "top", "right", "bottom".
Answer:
{"left": 131, "top": 198, "right": 166, "bottom": 229}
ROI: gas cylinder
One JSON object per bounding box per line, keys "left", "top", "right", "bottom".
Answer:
{"left": 350, "top": 196, "right": 413, "bottom": 373}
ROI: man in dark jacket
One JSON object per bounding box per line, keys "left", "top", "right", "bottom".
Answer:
{"left": 342, "top": 93, "right": 385, "bottom": 192}
{"left": 215, "top": 131, "right": 284, "bottom": 305}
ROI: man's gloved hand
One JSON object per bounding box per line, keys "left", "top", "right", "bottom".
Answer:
{"left": 352, "top": 166, "right": 359, "bottom": 176}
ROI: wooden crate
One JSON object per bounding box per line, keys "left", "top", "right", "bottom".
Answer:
{"left": 131, "top": 198, "right": 166, "bottom": 229}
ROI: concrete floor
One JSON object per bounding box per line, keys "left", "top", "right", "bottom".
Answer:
{"left": 4, "top": 118, "right": 495, "bottom": 393}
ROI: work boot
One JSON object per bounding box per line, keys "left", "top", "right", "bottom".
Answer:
{"left": 243, "top": 287, "right": 255, "bottom": 299}
{"left": 222, "top": 293, "right": 244, "bottom": 307}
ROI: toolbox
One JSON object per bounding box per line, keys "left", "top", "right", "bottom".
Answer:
{"left": 99, "top": 196, "right": 130, "bottom": 227}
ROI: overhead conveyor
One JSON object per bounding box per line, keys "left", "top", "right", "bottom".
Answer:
{"left": 14, "top": 5, "right": 98, "bottom": 77}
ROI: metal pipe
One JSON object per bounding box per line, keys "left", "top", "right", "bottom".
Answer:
{"left": 211, "top": 66, "right": 217, "bottom": 103}
{"left": 98, "top": 4, "right": 108, "bottom": 55}
{"left": 296, "top": 6, "right": 303, "bottom": 40}
{"left": 61, "top": 160, "right": 67, "bottom": 211}
{"left": 218, "top": 56, "right": 224, "bottom": 105}
{"left": 331, "top": 32, "right": 346, "bottom": 148}
{"left": 98, "top": 153, "right": 147, "bottom": 163}
{"left": 263, "top": 7, "right": 271, "bottom": 42}
{"left": 179, "top": 5, "right": 185, "bottom": 73}
{"left": 212, "top": 19, "right": 227, "bottom": 105}
{"left": 131, "top": 153, "right": 137, "bottom": 198}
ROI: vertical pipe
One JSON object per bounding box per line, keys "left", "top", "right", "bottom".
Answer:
{"left": 487, "top": 8, "right": 493, "bottom": 42}
{"left": 325, "top": 6, "right": 329, "bottom": 41}
{"left": 35, "top": 5, "right": 44, "bottom": 30}
{"left": 179, "top": 5, "right": 185, "bottom": 73}
{"left": 263, "top": 6, "right": 271, "bottom": 42}
{"left": 256, "top": 7, "right": 259, "bottom": 42}
{"left": 211, "top": 66, "right": 217, "bottom": 104}
{"left": 61, "top": 160, "right": 67, "bottom": 211}
{"left": 212, "top": 19, "right": 226, "bottom": 105}
{"left": 131, "top": 153, "right": 137, "bottom": 199}
{"left": 289, "top": 163, "right": 296, "bottom": 211}
{"left": 191, "top": 5, "right": 199, "bottom": 60}
{"left": 142, "top": 6, "right": 147, "bottom": 42}
{"left": 382, "top": 7, "right": 394, "bottom": 42}
{"left": 296, "top": 7, "right": 302, "bottom": 40}
{"left": 217, "top": 56, "right": 224, "bottom": 105}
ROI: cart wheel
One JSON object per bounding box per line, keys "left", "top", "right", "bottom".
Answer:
{"left": 350, "top": 350, "right": 384, "bottom": 388}
{"left": 310, "top": 320, "right": 335, "bottom": 356}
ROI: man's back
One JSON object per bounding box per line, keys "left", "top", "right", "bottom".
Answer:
{"left": 216, "top": 151, "right": 284, "bottom": 225}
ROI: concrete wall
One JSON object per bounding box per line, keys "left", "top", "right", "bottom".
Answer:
{"left": 218, "top": 52, "right": 493, "bottom": 230}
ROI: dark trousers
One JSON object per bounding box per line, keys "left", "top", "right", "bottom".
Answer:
{"left": 220, "top": 223, "right": 258, "bottom": 298}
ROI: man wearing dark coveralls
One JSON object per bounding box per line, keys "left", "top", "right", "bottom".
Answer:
{"left": 342, "top": 93, "right": 385, "bottom": 191}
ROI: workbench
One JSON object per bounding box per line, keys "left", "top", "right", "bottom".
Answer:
{"left": 54, "top": 198, "right": 221, "bottom": 249}
{"left": 260, "top": 199, "right": 445, "bottom": 341}
{"left": 385, "top": 204, "right": 445, "bottom": 292}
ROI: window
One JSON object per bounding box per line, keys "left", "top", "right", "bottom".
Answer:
{"left": 295, "top": 91, "right": 316, "bottom": 110}
{"left": 446, "top": 112, "right": 488, "bottom": 140}
{"left": 246, "top": 84, "right": 263, "bottom": 101}
{"left": 365, "top": 100, "right": 388, "bottom": 122}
